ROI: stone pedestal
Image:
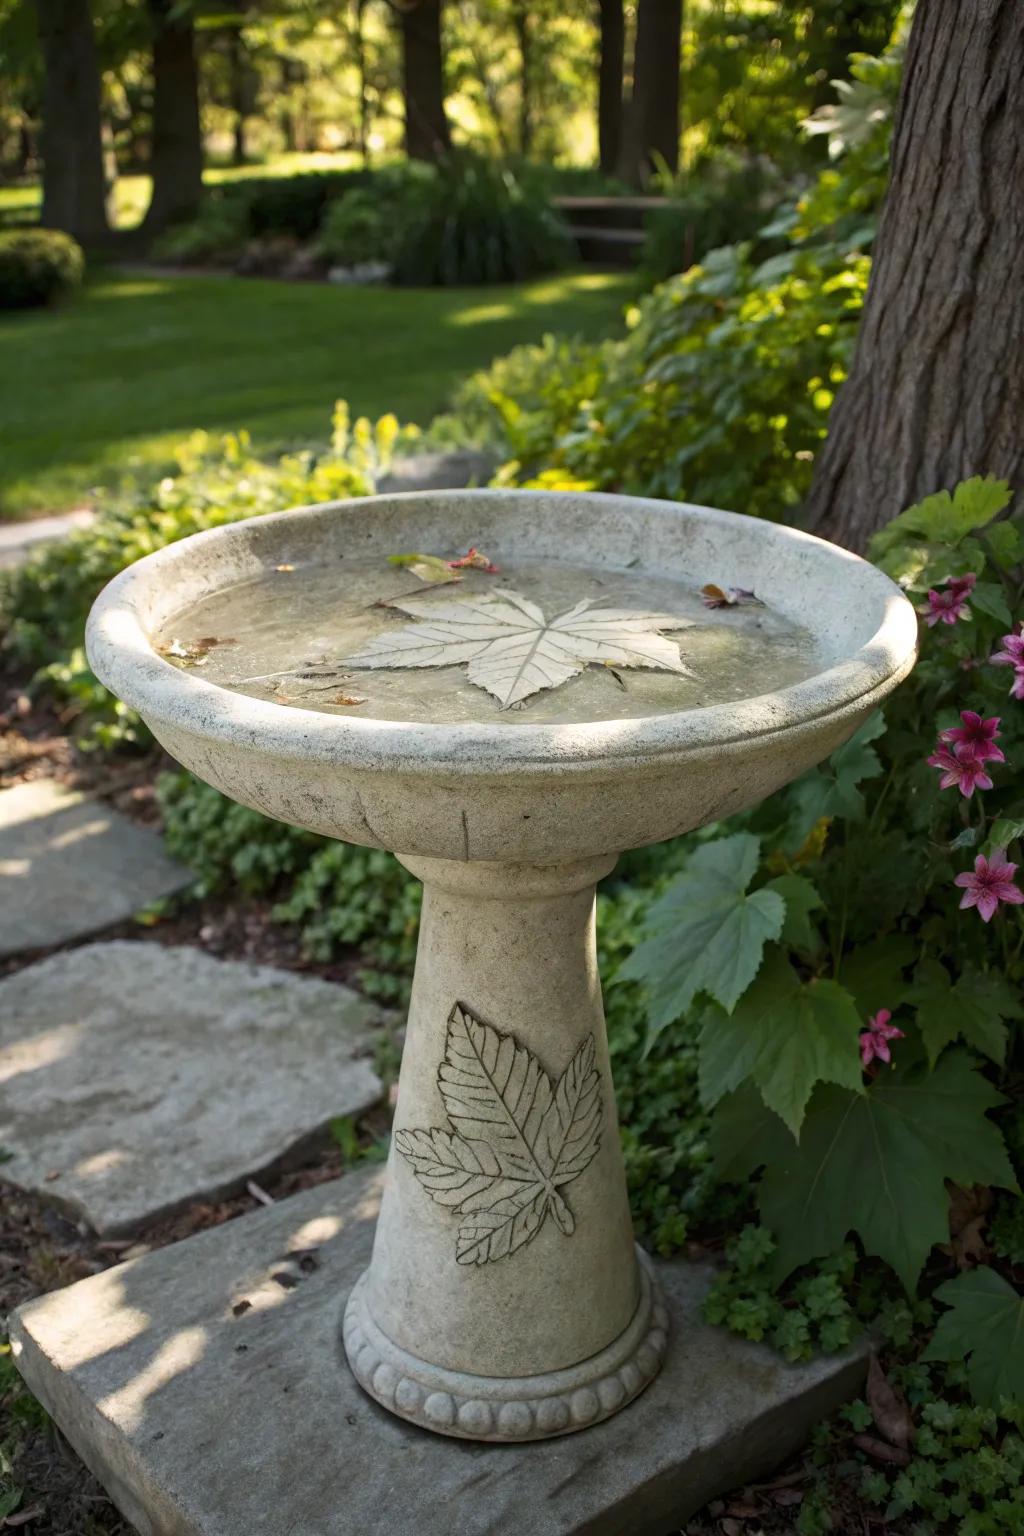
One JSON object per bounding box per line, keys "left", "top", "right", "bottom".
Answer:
{"left": 346, "top": 856, "right": 667, "bottom": 1440}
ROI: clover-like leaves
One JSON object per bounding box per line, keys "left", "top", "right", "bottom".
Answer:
{"left": 342, "top": 588, "right": 694, "bottom": 707}
{"left": 394, "top": 1003, "right": 603, "bottom": 1265}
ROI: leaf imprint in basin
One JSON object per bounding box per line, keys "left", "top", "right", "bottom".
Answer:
{"left": 394, "top": 1003, "right": 603, "bottom": 1265}
{"left": 341, "top": 588, "right": 696, "bottom": 708}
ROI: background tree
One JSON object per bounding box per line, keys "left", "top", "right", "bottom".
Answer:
{"left": 143, "top": 0, "right": 203, "bottom": 231}
{"left": 804, "top": 0, "right": 1024, "bottom": 550}
{"left": 35, "top": 0, "right": 109, "bottom": 241}
{"left": 596, "top": 0, "right": 623, "bottom": 176}
{"left": 397, "top": 0, "right": 450, "bottom": 161}
{"left": 619, "top": 0, "right": 682, "bottom": 187}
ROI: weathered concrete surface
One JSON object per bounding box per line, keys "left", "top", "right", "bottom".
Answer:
{"left": 0, "top": 780, "right": 191, "bottom": 958}
{"left": 0, "top": 509, "right": 95, "bottom": 569}
{"left": 0, "top": 942, "right": 385, "bottom": 1233}
{"left": 11, "top": 1167, "right": 869, "bottom": 1536}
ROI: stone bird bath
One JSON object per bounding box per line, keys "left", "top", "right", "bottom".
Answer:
{"left": 86, "top": 489, "right": 917, "bottom": 1443}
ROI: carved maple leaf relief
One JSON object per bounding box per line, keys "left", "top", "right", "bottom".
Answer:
{"left": 394, "top": 1004, "right": 603, "bottom": 1265}
{"left": 342, "top": 589, "right": 695, "bottom": 707}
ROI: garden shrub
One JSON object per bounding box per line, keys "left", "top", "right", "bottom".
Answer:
{"left": 390, "top": 157, "right": 574, "bottom": 287}
{"left": 441, "top": 44, "right": 899, "bottom": 518}
{"left": 0, "top": 402, "right": 401, "bottom": 743}
{"left": 0, "top": 228, "right": 84, "bottom": 308}
{"left": 150, "top": 200, "right": 250, "bottom": 267}
{"left": 638, "top": 152, "right": 784, "bottom": 286}
{"left": 217, "top": 168, "right": 375, "bottom": 240}
{"left": 316, "top": 188, "right": 392, "bottom": 269}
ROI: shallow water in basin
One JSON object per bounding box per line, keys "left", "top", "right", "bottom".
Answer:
{"left": 155, "top": 557, "right": 826, "bottom": 725}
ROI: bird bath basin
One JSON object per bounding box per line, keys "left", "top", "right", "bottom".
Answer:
{"left": 86, "top": 489, "right": 917, "bottom": 1443}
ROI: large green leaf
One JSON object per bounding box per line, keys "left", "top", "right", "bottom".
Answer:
{"left": 870, "top": 476, "right": 1012, "bottom": 556}
{"left": 620, "top": 833, "right": 784, "bottom": 1037}
{"left": 908, "top": 959, "right": 1022, "bottom": 1067}
{"left": 699, "top": 952, "right": 863, "bottom": 1137}
{"left": 763, "top": 873, "right": 822, "bottom": 952}
{"left": 785, "top": 712, "right": 886, "bottom": 847}
{"left": 839, "top": 935, "right": 915, "bottom": 1017}
{"left": 924, "top": 1268, "right": 1024, "bottom": 1408}
{"left": 713, "top": 1052, "right": 1016, "bottom": 1291}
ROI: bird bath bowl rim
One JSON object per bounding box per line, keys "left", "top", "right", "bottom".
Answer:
{"left": 85, "top": 488, "right": 918, "bottom": 780}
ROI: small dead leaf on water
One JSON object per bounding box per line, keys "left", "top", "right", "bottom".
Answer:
{"left": 158, "top": 636, "right": 234, "bottom": 667}
{"left": 448, "top": 546, "right": 499, "bottom": 573}
{"left": 332, "top": 693, "right": 366, "bottom": 707}
{"left": 701, "top": 583, "right": 762, "bottom": 610}
{"left": 388, "top": 552, "right": 463, "bottom": 586}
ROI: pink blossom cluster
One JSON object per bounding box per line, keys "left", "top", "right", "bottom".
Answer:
{"left": 859, "top": 1009, "right": 904, "bottom": 1069}
{"left": 921, "top": 572, "right": 976, "bottom": 627}
{"left": 991, "top": 622, "right": 1024, "bottom": 700}
{"left": 927, "top": 710, "right": 1004, "bottom": 798}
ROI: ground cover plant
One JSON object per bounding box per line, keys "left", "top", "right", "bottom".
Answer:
{"left": 0, "top": 265, "right": 631, "bottom": 518}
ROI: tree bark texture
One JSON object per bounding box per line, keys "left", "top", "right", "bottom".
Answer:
{"left": 619, "top": 0, "right": 681, "bottom": 187}
{"left": 35, "top": 0, "right": 109, "bottom": 243}
{"left": 597, "top": 0, "right": 624, "bottom": 177}
{"left": 804, "top": 0, "right": 1024, "bottom": 551}
{"left": 143, "top": 0, "right": 204, "bottom": 231}
{"left": 399, "top": 0, "right": 451, "bottom": 162}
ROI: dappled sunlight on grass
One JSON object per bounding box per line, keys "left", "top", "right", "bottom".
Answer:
{"left": 0, "top": 266, "right": 632, "bottom": 518}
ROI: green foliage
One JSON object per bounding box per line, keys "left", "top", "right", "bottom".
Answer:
{"left": 925, "top": 1268, "right": 1024, "bottom": 1409}
{"left": 390, "top": 158, "right": 573, "bottom": 288}
{"left": 0, "top": 227, "right": 83, "bottom": 308}
{"left": 703, "top": 1229, "right": 861, "bottom": 1361}
{"left": 619, "top": 833, "right": 785, "bottom": 1035}
{"left": 715, "top": 1055, "right": 1016, "bottom": 1292}
{"left": 699, "top": 952, "right": 864, "bottom": 1138}
{"left": 150, "top": 200, "right": 250, "bottom": 266}
{"left": 639, "top": 153, "right": 784, "bottom": 285}
{"left": 316, "top": 188, "right": 392, "bottom": 268}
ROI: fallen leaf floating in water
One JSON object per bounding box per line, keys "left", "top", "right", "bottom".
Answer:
{"left": 331, "top": 693, "right": 367, "bottom": 707}
{"left": 342, "top": 588, "right": 696, "bottom": 708}
{"left": 388, "top": 552, "right": 462, "bottom": 585}
{"left": 158, "top": 635, "right": 235, "bottom": 667}
{"left": 700, "top": 583, "right": 761, "bottom": 609}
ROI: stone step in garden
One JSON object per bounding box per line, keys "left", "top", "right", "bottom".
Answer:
{"left": 10, "top": 1165, "right": 868, "bottom": 1536}
{"left": 0, "top": 941, "right": 386, "bottom": 1233}
{"left": 0, "top": 779, "right": 192, "bottom": 958}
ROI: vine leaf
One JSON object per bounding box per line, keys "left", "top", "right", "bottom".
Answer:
{"left": 394, "top": 1004, "right": 603, "bottom": 1265}
{"left": 342, "top": 588, "right": 695, "bottom": 708}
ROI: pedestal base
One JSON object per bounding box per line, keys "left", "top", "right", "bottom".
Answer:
{"left": 343, "top": 1248, "right": 668, "bottom": 1441}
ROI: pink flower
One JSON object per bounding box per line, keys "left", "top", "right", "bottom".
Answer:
{"left": 954, "top": 848, "right": 1024, "bottom": 922}
{"left": 859, "top": 1009, "right": 904, "bottom": 1067}
{"left": 938, "top": 711, "right": 1005, "bottom": 764}
{"left": 926, "top": 744, "right": 994, "bottom": 797}
{"left": 991, "top": 626, "right": 1024, "bottom": 698}
{"left": 921, "top": 573, "right": 976, "bottom": 627}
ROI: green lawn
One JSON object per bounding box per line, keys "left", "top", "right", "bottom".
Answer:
{"left": 1, "top": 266, "right": 631, "bottom": 518}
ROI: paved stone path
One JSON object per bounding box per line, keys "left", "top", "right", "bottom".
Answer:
{"left": 12, "top": 1164, "right": 867, "bottom": 1536}
{"left": 0, "top": 509, "right": 95, "bottom": 569}
{"left": 0, "top": 779, "right": 192, "bottom": 958}
{"left": 0, "top": 942, "right": 385, "bottom": 1232}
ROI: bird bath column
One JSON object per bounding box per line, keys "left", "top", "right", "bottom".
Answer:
{"left": 342, "top": 852, "right": 669, "bottom": 1441}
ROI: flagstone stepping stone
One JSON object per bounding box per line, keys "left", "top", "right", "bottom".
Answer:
{"left": 11, "top": 1164, "right": 868, "bottom": 1536}
{"left": 0, "top": 942, "right": 385, "bottom": 1233}
{"left": 0, "top": 779, "right": 191, "bottom": 958}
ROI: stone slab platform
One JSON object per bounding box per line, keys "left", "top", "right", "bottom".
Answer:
{"left": 0, "top": 779, "right": 191, "bottom": 958}
{"left": 0, "top": 942, "right": 385, "bottom": 1233}
{"left": 11, "top": 1167, "right": 868, "bottom": 1536}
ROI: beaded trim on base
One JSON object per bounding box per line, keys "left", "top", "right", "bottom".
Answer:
{"left": 342, "top": 1249, "right": 668, "bottom": 1442}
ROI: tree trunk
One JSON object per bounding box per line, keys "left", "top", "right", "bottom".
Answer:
{"left": 353, "top": 0, "right": 371, "bottom": 164}
{"left": 513, "top": 2, "right": 532, "bottom": 157}
{"left": 803, "top": 0, "right": 1024, "bottom": 551}
{"left": 597, "top": 0, "right": 624, "bottom": 177}
{"left": 229, "top": 30, "right": 248, "bottom": 166}
{"left": 399, "top": 0, "right": 451, "bottom": 162}
{"left": 143, "top": 0, "right": 203, "bottom": 232}
{"left": 35, "top": 0, "right": 109, "bottom": 243}
{"left": 618, "top": 0, "right": 682, "bottom": 188}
